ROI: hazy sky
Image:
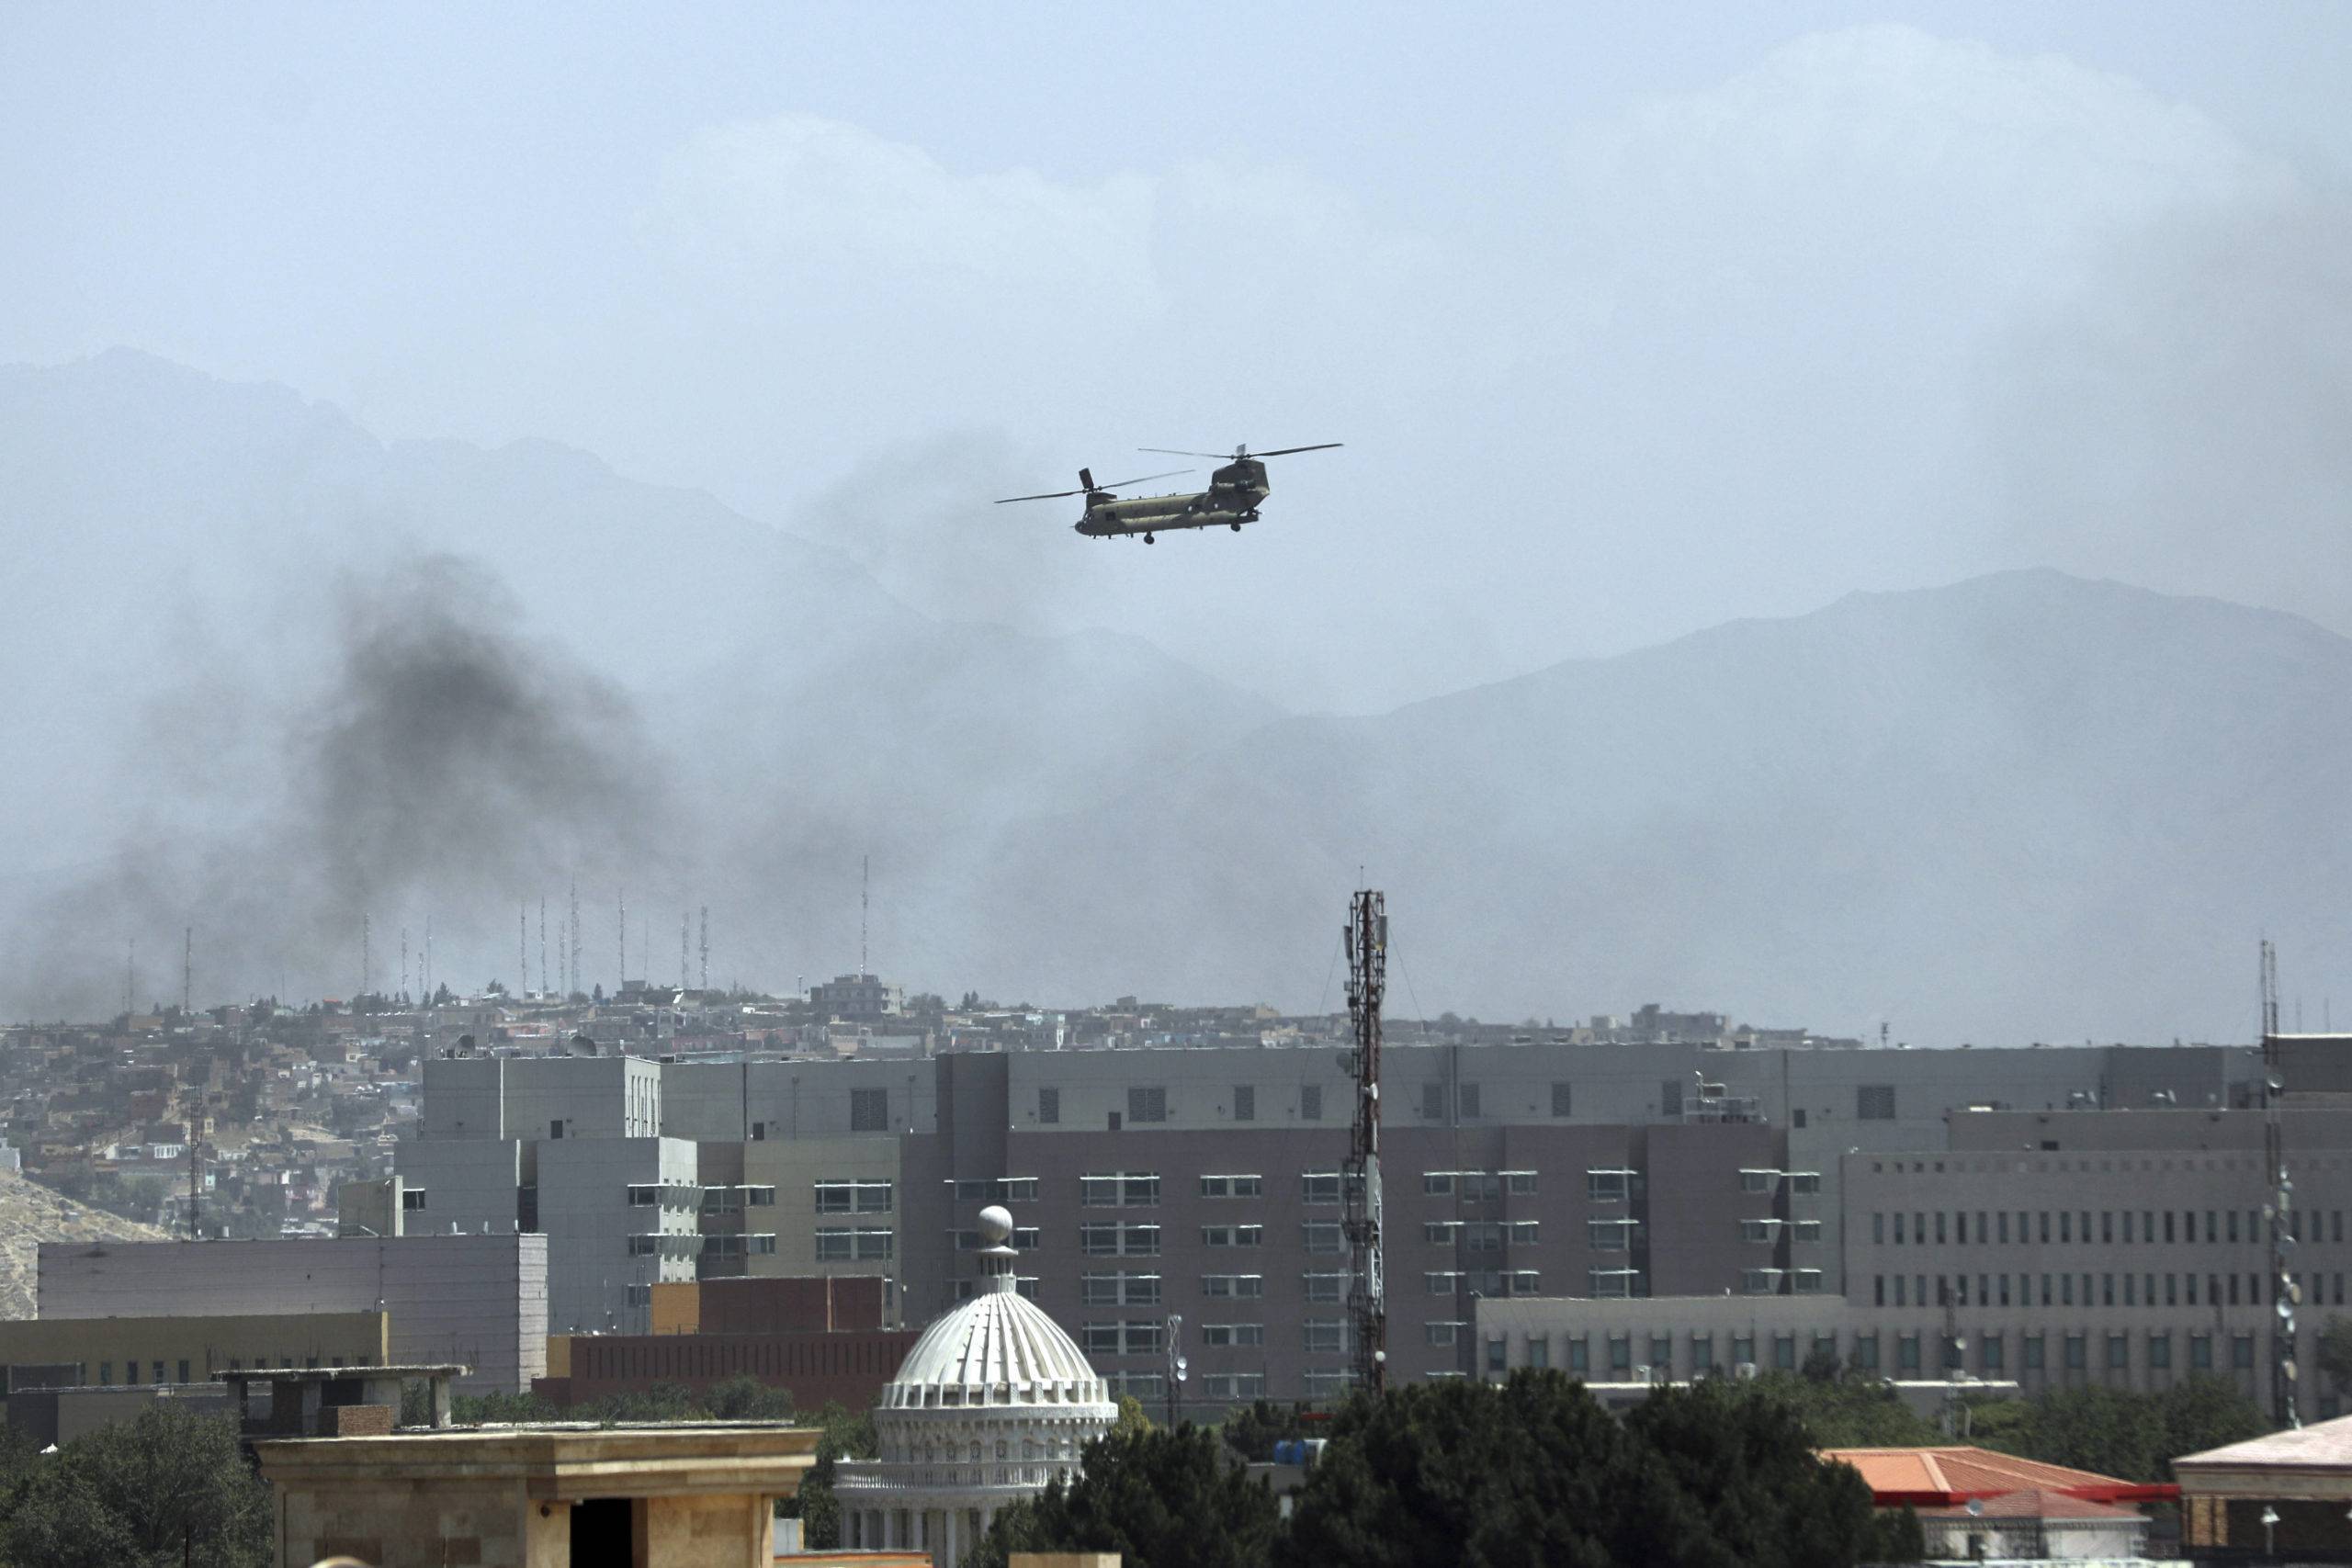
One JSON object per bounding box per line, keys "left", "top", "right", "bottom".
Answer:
{"left": 6, "top": 3, "right": 2349, "bottom": 711}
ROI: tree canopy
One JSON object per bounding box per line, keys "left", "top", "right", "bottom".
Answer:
{"left": 1276, "top": 1372, "right": 1912, "bottom": 1568}
{"left": 965, "top": 1423, "right": 1281, "bottom": 1568}
{"left": 0, "top": 1404, "right": 270, "bottom": 1568}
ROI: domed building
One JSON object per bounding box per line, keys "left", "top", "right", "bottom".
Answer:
{"left": 832, "top": 1205, "right": 1118, "bottom": 1565}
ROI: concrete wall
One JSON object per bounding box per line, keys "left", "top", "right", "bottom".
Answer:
{"left": 537, "top": 1136, "right": 699, "bottom": 1334}
{"left": 36, "top": 1235, "right": 548, "bottom": 1393}
{"left": 0, "top": 1310, "right": 386, "bottom": 1386}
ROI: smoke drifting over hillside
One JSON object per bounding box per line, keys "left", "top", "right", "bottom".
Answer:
{"left": 9, "top": 557, "right": 666, "bottom": 1015}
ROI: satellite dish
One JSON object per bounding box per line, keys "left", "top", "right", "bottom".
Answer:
{"left": 1965, "top": 1499, "right": 1984, "bottom": 1517}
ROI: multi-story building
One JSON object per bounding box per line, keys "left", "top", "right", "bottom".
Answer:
{"left": 399, "top": 1034, "right": 2271, "bottom": 1416}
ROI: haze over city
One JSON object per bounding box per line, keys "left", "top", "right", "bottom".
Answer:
{"left": 4, "top": 4, "right": 2350, "bottom": 1041}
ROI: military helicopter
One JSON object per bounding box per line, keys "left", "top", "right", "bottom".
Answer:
{"left": 995, "top": 442, "right": 1341, "bottom": 543}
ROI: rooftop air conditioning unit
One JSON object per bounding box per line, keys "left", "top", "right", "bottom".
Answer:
{"left": 1735, "top": 1361, "right": 1758, "bottom": 1382}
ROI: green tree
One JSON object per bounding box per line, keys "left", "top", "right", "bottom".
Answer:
{"left": 1216, "top": 1399, "right": 1313, "bottom": 1462}
{"left": 1112, "top": 1393, "right": 1153, "bottom": 1439}
{"left": 965, "top": 1423, "right": 1280, "bottom": 1568}
{"left": 788, "top": 1401, "right": 879, "bottom": 1550}
{"left": 1748, "top": 1369, "right": 1940, "bottom": 1448}
{"left": 703, "top": 1373, "right": 796, "bottom": 1421}
{"left": 1278, "top": 1371, "right": 1901, "bottom": 1568}
{"left": 1973, "top": 1376, "right": 2267, "bottom": 1483}
{"left": 4, "top": 1404, "right": 270, "bottom": 1568}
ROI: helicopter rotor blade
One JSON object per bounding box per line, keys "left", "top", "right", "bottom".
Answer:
{"left": 994, "top": 488, "right": 1085, "bottom": 504}
{"left": 1137, "top": 447, "right": 1236, "bottom": 460}
{"left": 1091, "top": 468, "right": 1193, "bottom": 490}
{"left": 1249, "top": 443, "right": 1345, "bottom": 458}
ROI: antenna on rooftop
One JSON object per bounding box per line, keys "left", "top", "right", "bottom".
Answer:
{"left": 698, "top": 907, "right": 709, "bottom": 992}
{"left": 862, "top": 854, "right": 871, "bottom": 977}
{"left": 539, "top": 897, "right": 548, "bottom": 998}
{"left": 2262, "top": 938, "right": 2298, "bottom": 1429}
{"left": 182, "top": 926, "right": 192, "bottom": 1016}
{"left": 520, "top": 904, "right": 528, "bottom": 997}
{"left": 362, "top": 914, "right": 371, "bottom": 1002}
{"left": 124, "top": 938, "right": 135, "bottom": 1018}
{"left": 679, "top": 912, "right": 689, "bottom": 991}
{"left": 401, "top": 927, "right": 410, "bottom": 1003}
{"left": 618, "top": 887, "right": 627, "bottom": 989}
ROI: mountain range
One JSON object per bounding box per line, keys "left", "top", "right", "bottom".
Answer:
{"left": 2, "top": 349, "right": 2344, "bottom": 1043}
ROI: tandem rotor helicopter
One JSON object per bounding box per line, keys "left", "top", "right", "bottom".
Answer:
{"left": 995, "top": 442, "right": 1342, "bottom": 543}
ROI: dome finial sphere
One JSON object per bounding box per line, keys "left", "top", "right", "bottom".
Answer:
{"left": 977, "top": 1204, "right": 1014, "bottom": 1243}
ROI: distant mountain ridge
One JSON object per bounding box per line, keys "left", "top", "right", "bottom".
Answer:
{"left": 2, "top": 351, "right": 2343, "bottom": 1042}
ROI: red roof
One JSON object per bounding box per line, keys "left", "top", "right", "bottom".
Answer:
{"left": 1819, "top": 1446, "right": 2178, "bottom": 1506}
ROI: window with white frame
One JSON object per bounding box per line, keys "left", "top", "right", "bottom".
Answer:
{"left": 1301, "top": 1171, "right": 1343, "bottom": 1205}
{"left": 1505, "top": 1170, "right": 1538, "bottom": 1196}
{"left": 1080, "top": 1223, "right": 1159, "bottom": 1257}
{"left": 1424, "top": 1220, "right": 1463, "bottom": 1245}
{"left": 1080, "top": 1173, "right": 1160, "bottom": 1208}
{"left": 1589, "top": 1217, "right": 1642, "bottom": 1251}
{"left": 1303, "top": 1271, "right": 1349, "bottom": 1303}
{"left": 1203, "top": 1372, "right": 1265, "bottom": 1400}
{"left": 1426, "top": 1271, "right": 1464, "bottom": 1295}
{"left": 1202, "top": 1224, "right": 1263, "bottom": 1248}
{"left": 1304, "top": 1370, "right": 1358, "bottom": 1398}
{"left": 814, "top": 1179, "right": 894, "bottom": 1214}
{"left": 1587, "top": 1168, "right": 1634, "bottom": 1202}
{"left": 1739, "top": 1168, "right": 1781, "bottom": 1194}
{"left": 1081, "top": 1271, "right": 1161, "bottom": 1307}
{"left": 1426, "top": 1321, "right": 1467, "bottom": 1346}
{"left": 1198, "top": 1174, "right": 1262, "bottom": 1200}
{"left": 815, "top": 1227, "right": 895, "bottom": 1261}
{"left": 1201, "top": 1274, "right": 1263, "bottom": 1300}
{"left": 996, "top": 1177, "right": 1040, "bottom": 1203}
{"left": 1302, "top": 1223, "right": 1344, "bottom": 1254}
{"left": 1589, "top": 1267, "right": 1642, "bottom": 1298}
{"left": 1509, "top": 1220, "right": 1541, "bottom": 1245}
{"left": 1423, "top": 1171, "right": 1455, "bottom": 1197}
{"left": 1080, "top": 1321, "right": 1165, "bottom": 1357}
{"left": 1741, "top": 1268, "right": 1784, "bottom": 1294}
{"left": 1789, "top": 1171, "right": 1822, "bottom": 1196}
{"left": 1202, "top": 1323, "right": 1264, "bottom": 1348}
{"left": 1304, "top": 1319, "right": 1351, "bottom": 1354}
{"left": 1741, "top": 1218, "right": 1784, "bottom": 1245}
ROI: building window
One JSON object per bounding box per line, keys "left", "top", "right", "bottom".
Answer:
{"left": 1507, "top": 1171, "right": 1537, "bottom": 1197}
{"left": 2064, "top": 1335, "right": 2087, "bottom": 1371}
{"left": 1423, "top": 1171, "right": 1455, "bottom": 1197}
{"left": 401, "top": 1188, "right": 427, "bottom": 1212}
{"left": 1080, "top": 1172, "right": 1160, "bottom": 1208}
{"left": 1853, "top": 1336, "right": 1878, "bottom": 1372}
{"left": 1302, "top": 1172, "right": 1343, "bottom": 1205}
{"left": 1233, "top": 1086, "right": 1255, "bottom": 1122}
{"left": 627, "top": 1184, "right": 659, "bottom": 1207}
{"left": 1425, "top": 1220, "right": 1463, "bottom": 1246}
{"left": 1079, "top": 1223, "right": 1160, "bottom": 1256}
{"left": 1426, "top": 1321, "right": 1464, "bottom": 1347}
{"left": 850, "top": 1089, "right": 888, "bottom": 1133}
{"left": 1897, "top": 1334, "right": 1921, "bottom": 1373}
{"left": 1199, "top": 1174, "right": 1263, "bottom": 1200}
{"left": 1609, "top": 1335, "right": 1634, "bottom": 1372}
{"left": 1426, "top": 1271, "right": 1464, "bottom": 1295}
{"left": 1082, "top": 1272, "right": 1161, "bottom": 1307}
{"left": 1300, "top": 1085, "right": 1321, "bottom": 1121}
{"left": 1202, "top": 1224, "right": 1263, "bottom": 1248}
{"left": 1303, "top": 1271, "right": 1349, "bottom": 1303}
{"left": 1591, "top": 1217, "right": 1644, "bottom": 1252}
{"left": 1202, "top": 1323, "right": 1264, "bottom": 1348}
{"left": 1038, "top": 1088, "right": 1059, "bottom": 1124}
{"left": 1567, "top": 1337, "right": 1589, "bottom": 1374}
{"left": 1589, "top": 1269, "right": 1642, "bottom": 1299}
{"left": 1552, "top": 1082, "right": 1573, "bottom": 1117}
{"left": 1306, "top": 1320, "right": 1351, "bottom": 1354}
{"left": 2149, "top": 1333, "right": 2171, "bottom": 1370}
{"left": 1421, "top": 1082, "right": 1447, "bottom": 1120}
{"left": 1302, "top": 1223, "right": 1345, "bottom": 1255}
{"left": 1202, "top": 1372, "right": 1266, "bottom": 1400}
{"left": 2233, "top": 1334, "right": 2256, "bottom": 1371}
{"left": 1587, "top": 1168, "right": 1634, "bottom": 1202}
{"left": 2191, "top": 1333, "right": 2212, "bottom": 1370}
{"left": 814, "top": 1179, "right": 893, "bottom": 1214}
{"left": 1126, "top": 1086, "right": 1168, "bottom": 1124}
{"left": 814, "top": 1226, "right": 894, "bottom": 1261}
{"left": 1080, "top": 1321, "right": 1164, "bottom": 1357}
{"left": 1201, "top": 1274, "right": 1263, "bottom": 1300}
{"left": 1856, "top": 1085, "right": 1896, "bottom": 1121}
{"left": 1459, "top": 1083, "right": 1481, "bottom": 1119}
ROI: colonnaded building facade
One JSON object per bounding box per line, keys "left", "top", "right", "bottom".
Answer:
{"left": 397, "top": 1028, "right": 2352, "bottom": 1416}
{"left": 831, "top": 1203, "right": 1117, "bottom": 1565}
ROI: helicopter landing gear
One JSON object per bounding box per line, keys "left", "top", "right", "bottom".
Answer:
{"left": 1230, "top": 522, "right": 1243, "bottom": 531}
{"left": 1144, "top": 532, "right": 1155, "bottom": 544}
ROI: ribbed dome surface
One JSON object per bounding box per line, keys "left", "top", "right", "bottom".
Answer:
{"left": 883, "top": 1286, "right": 1113, "bottom": 1409}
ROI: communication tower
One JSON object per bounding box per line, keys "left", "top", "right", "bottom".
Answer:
{"left": 698, "top": 906, "right": 709, "bottom": 991}
{"left": 1342, "top": 889, "right": 1388, "bottom": 1397}
{"left": 2262, "top": 940, "right": 2300, "bottom": 1428}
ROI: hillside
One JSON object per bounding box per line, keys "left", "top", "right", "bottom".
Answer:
{"left": 958, "top": 570, "right": 2352, "bottom": 1043}
{"left": 0, "top": 1172, "right": 173, "bottom": 1318}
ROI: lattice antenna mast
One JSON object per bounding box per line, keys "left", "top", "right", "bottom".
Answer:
{"left": 182, "top": 926, "right": 192, "bottom": 1016}
{"left": 2262, "top": 939, "right": 2300, "bottom": 1427}
{"left": 1342, "top": 888, "right": 1388, "bottom": 1398}
{"left": 861, "top": 854, "right": 871, "bottom": 976}
{"left": 361, "top": 915, "right": 371, "bottom": 1003}
{"left": 618, "top": 888, "right": 627, "bottom": 990}
{"left": 679, "top": 912, "right": 689, "bottom": 991}
{"left": 539, "top": 897, "right": 548, "bottom": 998}
{"left": 698, "top": 907, "right": 709, "bottom": 992}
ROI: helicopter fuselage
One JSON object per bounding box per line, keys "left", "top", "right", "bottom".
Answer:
{"left": 1076, "top": 458, "right": 1272, "bottom": 539}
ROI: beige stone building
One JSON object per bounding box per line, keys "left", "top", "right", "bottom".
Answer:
{"left": 256, "top": 1422, "right": 818, "bottom": 1568}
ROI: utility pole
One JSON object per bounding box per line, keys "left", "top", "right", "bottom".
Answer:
{"left": 1342, "top": 889, "right": 1388, "bottom": 1398}
{"left": 2263, "top": 940, "right": 2301, "bottom": 1428}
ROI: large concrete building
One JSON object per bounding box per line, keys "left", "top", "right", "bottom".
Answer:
{"left": 36, "top": 1234, "right": 548, "bottom": 1393}
{"left": 400, "top": 1034, "right": 2283, "bottom": 1415}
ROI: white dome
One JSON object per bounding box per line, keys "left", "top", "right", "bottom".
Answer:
{"left": 882, "top": 1286, "right": 1114, "bottom": 1411}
